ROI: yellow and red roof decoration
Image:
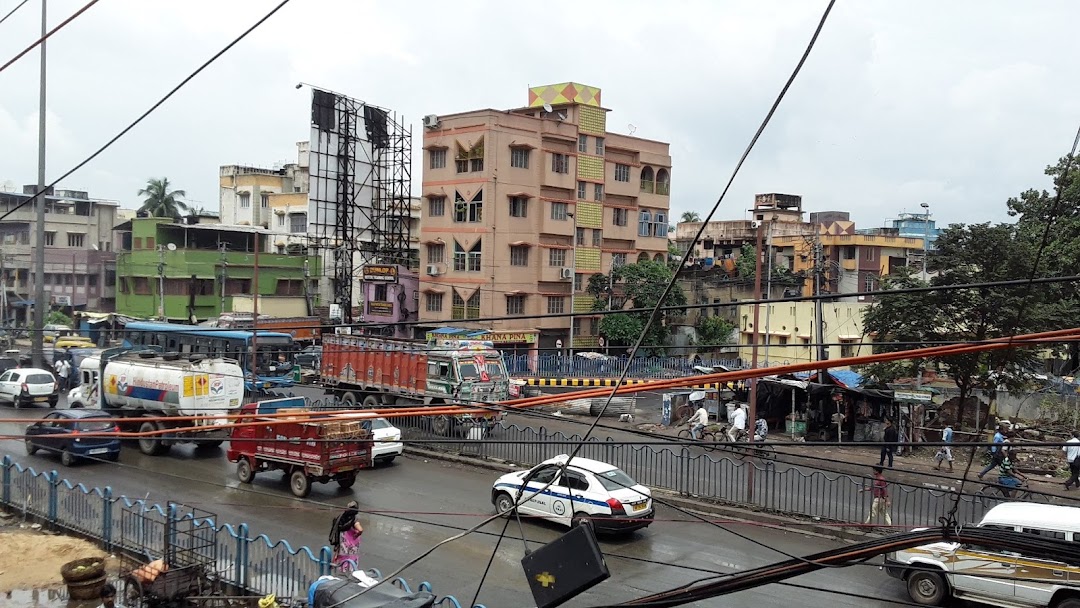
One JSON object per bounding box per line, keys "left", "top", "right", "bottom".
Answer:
{"left": 528, "top": 82, "right": 602, "bottom": 108}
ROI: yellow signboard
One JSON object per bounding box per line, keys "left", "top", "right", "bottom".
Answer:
{"left": 183, "top": 376, "right": 195, "bottom": 397}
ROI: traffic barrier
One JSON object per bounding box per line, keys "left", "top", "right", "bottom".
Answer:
{"left": 0, "top": 455, "right": 486, "bottom": 607}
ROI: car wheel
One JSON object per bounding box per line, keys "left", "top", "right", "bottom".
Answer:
{"left": 337, "top": 473, "right": 357, "bottom": 489}
{"left": 105, "top": 452, "right": 119, "bottom": 462}
{"left": 60, "top": 449, "right": 76, "bottom": 467}
{"left": 236, "top": 458, "right": 255, "bottom": 484}
{"left": 906, "top": 570, "right": 948, "bottom": 606}
{"left": 25, "top": 439, "right": 38, "bottom": 456}
{"left": 137, "top": 420, "right": 169, "bottom": 456}
{"left": 494, "top": 492, "right": 516, "bottom": 517}
{"left": 49, "top": 399, "right": 58, "bottom": 409}
{"left": 1054, "top": 598, "right": 1080, "bottom": 608}
{"left": 377, "top": 455, "right": 396, "bottom": 464}
{"left": 573, "top": 512, "right": 593, "bottom": 530}
{"left": 290, "top": 469, "right": 312, "bottom": 498}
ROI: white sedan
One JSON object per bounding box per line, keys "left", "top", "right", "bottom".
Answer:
{"left": 491, "top": 454, "right": 653, "bottom": 534}
{"left": 369, "top": 418, "right": 403, "bottom": 464}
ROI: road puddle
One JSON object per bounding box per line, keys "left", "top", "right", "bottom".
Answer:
{"left": 3, "top": 587, "right": 98, "bottom": 608}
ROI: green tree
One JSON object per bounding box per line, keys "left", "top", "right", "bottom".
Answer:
{"left": 735, "top": 243, "right": 756, "bottom": 278}
{"left": 596, "top": 259, "right": 687, "bottom": 354}
{"left": 46, "top": 310, "right": 73, "bottom": 327}
{"left": 138, "top": 177, "right": 188, "bottom": 219}
{"left": 680, "top": 211, "right": 701, "bottom": 223}
{"left": 695, "top": 315, "right": 736, "bottom": 349}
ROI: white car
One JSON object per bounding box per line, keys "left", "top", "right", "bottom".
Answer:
{"left": 368, "top": 418, "right": 403, "bottom": 464}
{"left": 0, "top": 368, "right": 60, "bottom": 408}
{"left": 491, "top": 454, "right": 653, "bottom": 534}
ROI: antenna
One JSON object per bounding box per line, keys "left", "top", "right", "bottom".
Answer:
{"left": 628, "top": 124, "right": 637, "bottom": 136}
{"left": 542, "top": 103, "right": 553, "bottom": 114}
{"left": 166, "top": 243, "right": 177, "bottom": 251}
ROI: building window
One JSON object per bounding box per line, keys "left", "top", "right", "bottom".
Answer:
{"left": 373, "top": 283, "right": 388, "bottom": 302}
{"left": 67, "top": 233, "right": 85, "bottom": 247}
{"left": 88, "top": 274, "right": 98, "bottom": 287}
{"left": 509, "top": 196, "right": 528, "bottom": 218}
{"left": 430, "top": 148, "right": 446, "bottom": 169}
{"left": 653, "top": 212, "right": 667, "bottom": 237}
{"left": 451, "top": 291, "right": 465, "bottom": 320}
{"left": 455, "top": 158, "right": 468, "bottom": 173}
{"left": 147, "top": 237, "right": 155, "bottom": 250}
{"left": 510, "top": 148, "right": 530, "bottom": 169}
{"left": 549, "top": 248, "right": 566, "bottom": 266}
{"left": 453, "top": 190, "right": 483, "bottom": 223}
{"left": 551, "top": 201, "right": 568, "bottom": 220}
{"left": 656, "top": 168, "right": 671, "bottom": 195}
{"left": 466, "top": 291, "right": 481, "bottom": 319}
{"left": 427, "top": 243, "right": 445, "bottom": 264}
{"left": 506, "top": 295, "right": 525, "bottom": 315}
{"left": 577, "top": 181, "right": 586, "bottom": 200}
{"left": 592, "top": 229, "right": 602, "bottom": 247}
{"left": 595, "top": 137, "right": 605, "bottom": 156}
{"left": 43, "top": 274, "right": 51, "bottom": 285}
{"left": 615, "top": 164, "right": 630, "bottom": 182}
{"left": 578, "top": 134, "right": 588, "bottom": 153}
{"left": 639, "top": 211, "right": 652, "bottom": 237}
{"left": 613, "top": 208, "right": 628, "bottom": 226}
{"left": 864, "top": 247, "right": 875, "bottom": 261}
{"left": 593, "top": 183, "right": 604, "bottom": 202}
{"left": 551, "top": 153, "right": 570, "bottom": 174}
{"left": 840, "top": 340, "right": 856, "bottom": 359}
{"left": 261, "top": 193, "right": 270, "bottom": 208}
{"left": 44, "top": 231, "right": 56, "bottom": 246}
{"left": 576, "top": 227, "right": 585, "bottom": 246}
{"left": 133, "top": 277, "right": 152, "bottom": 295}
{"left": 468, "top": 241, "right": 482, "bottom": 272}
{"left": 275, "top": 279, "right": 304, "bottom": 296}
{"left": 864, "top": 274, "right": 876, "bottom": 292}
{"left": 239, "top": 192, "right": 250, "bottom": 208}
{"left": 76, "top": 275, "right": 85, "bottom": 286}
{"left": 455, "top": 138, "right": 484, "bottom": 173}
{"left": 289, "top": 213, "right": 307, "bottom": 233}
{"left": 428, "top": 196, "right": 445, "bottom": 217}
{"left": 277, "top": 214, "right": 285, "bottom": 227}
{"left": 573, "top": 273, "right": 582, "bottom": 291}
{"left": 425, "top": 292, "right": 443, "bottom": 312}
{"left": 612, "top": 252, "right": 627, "bottom": 268}
{"left": 842, "top": 246, "right": 856, "bottom": 260}
{"left": 640, "top": 166, "right": 654, "bottom": 193}
{"left": 510, "top": 245, "right": 529, "bottom": 266}
{"left": 547, "top": 296, "right": 566, "bottom": 315}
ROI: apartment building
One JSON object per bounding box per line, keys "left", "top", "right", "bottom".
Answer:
{"left": 0, "top": 186, "right": 119, "bottom": 323}
{"left": 736, "top": 300, "right": 870, "bottom": 366}
{"left": 772, "top": 232, "right": 926, "bottom": 301}
{"left": 417, "top": 83, "right": 672, "bottom": 353}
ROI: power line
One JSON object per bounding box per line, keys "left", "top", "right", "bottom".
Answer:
{"left": 0, "top": 0, "right": 100, "bottom": 74}
{"left": 0, "top": 0, "right": 30, "bottom": 27}
{"left": 0, "top": 0, "right": 294, "bottom": 223}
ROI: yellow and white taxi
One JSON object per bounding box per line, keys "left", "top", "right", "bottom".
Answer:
{"left": 885, "top": 502, "right": 1080, "bottom": 607}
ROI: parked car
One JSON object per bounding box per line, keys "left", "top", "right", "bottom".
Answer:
{"left": 295, "top": 345, "right": 322, "bottom": 370}
{"left": 367, "top": 417, "right": 403, "bottom": 464}
{"left": 490, "top": 454, "right": 653, "bottom": 534}
{"left": 0, "top": 356, "right": 18, "bottom": 374}
{"left": 24, "top": 409, "right": 121, "bottom": 466}
{"left": 0, "top": 367, "right": 59, "bottom": 407}
{"left": 42, "top": 324, "right": 73, "bottom": 343}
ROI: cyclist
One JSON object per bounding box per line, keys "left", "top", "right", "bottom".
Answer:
{"left": 727, "top": 404, "right": 747, "bottom": 444}
{"left": 687, "top": 391, "right": 709, "bottom": 440}
{"left": 753, "top": 417, "right": 768, "bottom": 443}
{"left": 997, "top": 447, "right": 1027, "bottom": 498}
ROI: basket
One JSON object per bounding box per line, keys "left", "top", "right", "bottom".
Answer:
{"left": 67, "top": 574, "right": 107, "bottom": 600}
{"left": 61, "top": 557, "right": 107, "bottom": 583}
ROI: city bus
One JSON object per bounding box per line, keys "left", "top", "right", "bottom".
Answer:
{"left": 121, "top": 321, "right": 296, "bottom": 391}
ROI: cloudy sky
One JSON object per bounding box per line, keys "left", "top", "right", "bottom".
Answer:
{"left": 1, "top": 0, "right": 1077, "bottom": 229}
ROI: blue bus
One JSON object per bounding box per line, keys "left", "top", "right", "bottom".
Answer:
{"left": 122, "top": 321, "right": 296, "bottom": 391}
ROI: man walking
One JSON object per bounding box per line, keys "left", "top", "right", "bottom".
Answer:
{"left": 879, "top": 419, "right": 898, "bottom": 468}
{"left": 977, "top": 426, "right": 1006, "bottom": 479}
{"left": 862, "top": 466, "right": 892, "bottom": 526}
{"left": 934, "top": 421, "right": 955, "bottom": 472}
{"left": 1064, "top": 430, "right": 1080, "bottom": 491}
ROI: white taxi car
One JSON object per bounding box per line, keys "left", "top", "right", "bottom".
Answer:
{"left": 885, "top": 502, "right": 1080, "bottom": 607}
{"left": 368, "top": 417, "right": 403, "bottom": 464}
{"left": 491, "top": 454, "right": 652, "bottom": 534}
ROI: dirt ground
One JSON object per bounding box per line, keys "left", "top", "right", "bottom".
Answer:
{"left": 0, "top": 529, "right": 110, "bottom": 593}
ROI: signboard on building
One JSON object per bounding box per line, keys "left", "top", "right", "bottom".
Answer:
{"left": 54, "top": 295, "right": 72, "bottom": 306}
{"left": 363, "top": 265, "right": 399, "bottom": 283}
{"left": 367, "top": 301, "right": 394, "bottom": 316}
{"left": 893, "top": 390, "right": 933, "bottom": 402}
{"left": 424, "top": 330, "right": 538, "bottom": 344}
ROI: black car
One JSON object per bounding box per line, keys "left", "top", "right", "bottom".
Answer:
{"left": 0, "top": 357, "right": 17, "bottom": 374}
{"left": 25, "top": 410, "right": 122, "bottom": 466}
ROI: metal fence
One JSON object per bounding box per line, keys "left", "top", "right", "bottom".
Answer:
{"left": 505, "top": 354, "right": 743, "bottom": 379}
{"left": 399, "top": 420, "right": 1055, "bottom": 530}
{"left": 0, "top": 455, "right": 485, "bottom": 607}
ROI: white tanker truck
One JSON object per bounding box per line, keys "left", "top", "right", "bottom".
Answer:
{"left": 69, "top": 350, "right": 245, "bottom": 456}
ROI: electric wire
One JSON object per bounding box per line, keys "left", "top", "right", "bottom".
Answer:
{"left": 0, "top": 0, "right": 294, "bottom": 222}
{"left": 0, "top": 0, "right": 30, "bottom": 27}
{"left": 0, "top": 0, "right": 100, "bottom": 75}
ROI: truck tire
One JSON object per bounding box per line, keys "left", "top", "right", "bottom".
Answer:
{"left": 341, "top": 392, "right": 358, "bottom": 408}
{"left": 337, "top": 473, "right": 357, "bottom": 489}
{"left": 906, "top": 570, "right": 948, "bottom": 606}
{"left": 290, "top": 469, "right": 312, "bottom": 498}
{"left": 237, "top": 458, "right": 255, "bottom": 484}
{"left": 138, "top": 420, "right": 170, "bottom": 456}
{"left": 361, "top": 395, "right": 379, "bottom": 409}
{"left": 431, "top": 415, "right": 452, "bottom": 437}
{"left": 196, "top": 439, "right": 224, "bottom": 450}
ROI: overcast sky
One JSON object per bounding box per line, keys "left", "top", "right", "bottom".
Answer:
{"left": 1, "top": 0, "right": 1077, "bottom": 229}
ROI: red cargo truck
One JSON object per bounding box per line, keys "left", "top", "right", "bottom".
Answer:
{"left": 227, "top": 400, "right": 373, "bottom": 498}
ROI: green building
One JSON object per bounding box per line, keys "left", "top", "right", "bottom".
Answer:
{"left": 115, "top": 217, "right": 321, "bottom": 322}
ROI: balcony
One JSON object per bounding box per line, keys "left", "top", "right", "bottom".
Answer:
{"left": 656, "top": 181, "right": 670, "bottom": 196}
{"left": 640, "top": 179, "right": 655, "bottom": 194}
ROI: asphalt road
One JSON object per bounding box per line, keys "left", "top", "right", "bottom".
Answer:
{"left": 0, "top": 401, "right": 917, "bottom": 607}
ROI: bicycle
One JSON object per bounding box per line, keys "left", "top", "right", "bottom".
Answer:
{"left": 718, "top": 426, "right": 776, "bottom": 462}
{"left": 676, "top": 424, "right": 720, "bottom": 452}
{"left": 975, "top": 479, "right": 1050, "bottom": 507}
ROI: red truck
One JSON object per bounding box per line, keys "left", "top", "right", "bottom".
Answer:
{"left": 227, "top": 399, "right": 374, "bottom": 498}
{"left": 216, "top": 314, "right": 321, "bottom": 343}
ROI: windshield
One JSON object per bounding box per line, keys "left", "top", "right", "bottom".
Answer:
{"left": 595, "top": 468, "right": 638, "bottom": 492}
{"left": 26, "top": 373, "right": 55, "bottom": 384}
{"left": 484, "top": 362, "right": 506, "bottom": 379}
{"left": 254, "top": 343, "right": 294, "bottom": 375}
{"left": 77, "top": 419, "right": 114, "bottom": 431}
{"left": 370, "top": 418, "right": 394, "bottom": 430}
{"left": 457, "top": 355, "right": 504, "bottom": 382}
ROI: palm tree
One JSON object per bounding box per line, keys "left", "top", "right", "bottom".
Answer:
{"left": 138, "top": 177, "right": 188, "bottom": 218}
{"left": 680, "top": 211, "right": 701, "bottom": 223}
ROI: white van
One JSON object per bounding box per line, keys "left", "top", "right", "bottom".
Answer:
{"left": 885, "top": 502, "right": 1080, "bottom": 607}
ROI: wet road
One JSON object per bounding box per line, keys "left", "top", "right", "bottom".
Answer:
{"left": 0, "top": 403, "right": 915, "bottom": 607}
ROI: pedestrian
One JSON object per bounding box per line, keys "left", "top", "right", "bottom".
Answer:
{"left": 977, "top": 425, "right": 1006, "bottom": 479}
{"left": 329, "top": 500, "right": 359, "bottom": 558}
{"left": 1063, "top": 430, "right": 1080, "bottom": 491}
{"left": 99, "top": 582, "right": 117, "bottom": 608}
{"left": 879, "top": 419, "right": 898, "bottom": 468}
{"left": 934, "top": 421, "right": 955, "bottom": 472}
{"left": 996, "top": 447, "right": 1027, "bottom": 499}
{"left": 54, "top": 357, "right": 71, "bottom": 392}
{"left": 861, "top": 466, "right": 892, "bottom": 526}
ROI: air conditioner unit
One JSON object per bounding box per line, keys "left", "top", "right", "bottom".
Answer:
{"left": 560, "top": 268, "right": 574, "bottom": 280}
{"left": 426, "top": 264, "right": 441, "bottom": 276}
{"left": 423, "top": 114, "right": 440, "bottom": 129}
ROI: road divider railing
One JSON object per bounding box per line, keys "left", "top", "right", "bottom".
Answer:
{"left": 0, "top": 455, "right": 485, "bottom": 607}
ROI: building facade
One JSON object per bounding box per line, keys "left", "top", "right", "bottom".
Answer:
{"left": 773, "top": 233, "right": 926, "bottom": 301}
{"left": 358, "top": 263, "right": 420, "bottom": 339}
{"left": 0, "top": 186, "right": 119, "bottom": 324}
{"left": 418, "top": 83, "right": 672, "bottom": 353}
{"left": 114, "top": 217, "right": 320, "bottom": 322}
{"left": 736, "top": 300, "right": 869, "bottom": 366}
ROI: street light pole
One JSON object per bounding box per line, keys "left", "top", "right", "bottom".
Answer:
{"left": 31, "top": 0, "right": 47, "bottom": 368}
{"left": 920, "top": 202, "right": 931, "bottom": 279}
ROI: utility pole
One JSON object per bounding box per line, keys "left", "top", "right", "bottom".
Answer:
{"left": 31, "top": 0, "right": 47, "bottom": 368}
{"left": 762, "top": 217, "right": 775, "bottom": 366}
{"left": 218, "top": 242, "right": 228, "bottom": 315}
{"left": 746, "top": 222, "right": 764, "bottom": 500}
{"left": 813, "top": 237, "right": 827, "bottom": 366}
{"left": 251, "top": 231, "right": 260, "bottom": 384}
{"left": 920, "top": 202, "right": 931, "bottom": 279}
{"left": 157, "top": 245, "right": 166, "bottom": 320}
